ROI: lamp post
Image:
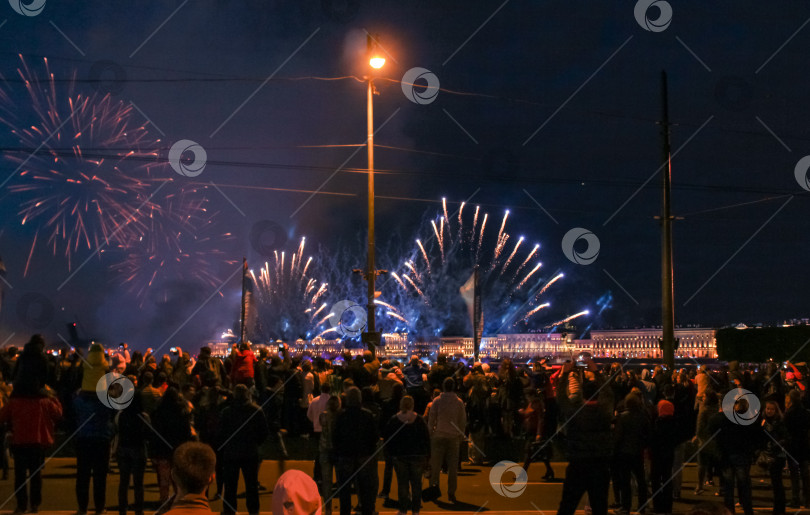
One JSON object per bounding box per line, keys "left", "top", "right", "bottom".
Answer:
{"left": 363, "top": 34, "right": 385, "bottom": 356}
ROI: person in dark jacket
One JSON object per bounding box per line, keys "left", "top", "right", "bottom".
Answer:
{"left": 383, "top": 395, "right": 430, "bottom": 515}
{"left": 402, "top": 357, "right": 429, "bottom": 414}
{"left": 150, "top": 387, "right": 194, "bottom": 507}
{"left": 115, "top": 392, "right": 150, "bottom": 515}
{"left": 190, "top": 347, "right": 225, "bottom": 389}
{"left": 74, "top": 390, "right": 115, "bottom": 515}
{"left": 785, "top": 389, "right": 810, "bottom": 508}
{"left": 12, "top": 335, "right": 51, "bottom": 395}
{"left": 217, "top": 384, "right": 270, "bottom": 515}
{"left": 649, "top": 400, "right": 680, "bottom": 515}
{"left": 0, "top": 386, "right": 62, "bottom": 514}
{"left": 555, "top": 359, "right": 614, "bottom": 515}
{"left": 333, "top": 386, "right": 379, "bottom": 515}
{"left": 613, "top": 392, "right": 650, "bottom": 515}
{"left": 760, "top": 400, "right": 788, "bottom": 514}
{"left": 709, "top": 395, "right": 763, "bottom": 515}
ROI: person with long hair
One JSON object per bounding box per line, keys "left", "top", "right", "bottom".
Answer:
{"left": 150, "top": 387, "right": 194, "bottom": 508}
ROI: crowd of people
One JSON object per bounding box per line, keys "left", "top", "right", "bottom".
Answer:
{"left": 0, "top": 334, "right": 808, "bottom": 515}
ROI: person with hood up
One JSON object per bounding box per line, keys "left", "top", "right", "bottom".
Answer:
{"left": 383, "top": 395, "right": 431, "bottom": 515}
{"left": 272, "top": 469, "right": 322, "bottom": 515}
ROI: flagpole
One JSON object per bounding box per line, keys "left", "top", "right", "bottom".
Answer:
{"left": 474, "top": 265, "right": 481, "bottom": 362}
{"left": 240, "top": 257, "right": 247, "bottom": 343}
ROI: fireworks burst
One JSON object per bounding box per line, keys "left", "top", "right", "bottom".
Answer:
{"left": 1, "top": 56, "right": 164, "bottom": 272}
{"left": 387, "top": 200, "right": 583, "bottom": 337}
{"left": 109, "top": 186, "right": 238, "bottom": 304}
{"left": 247, "top": 237, "right": 331, "bottom": 341}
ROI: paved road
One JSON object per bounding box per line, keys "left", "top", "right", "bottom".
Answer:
{"left": 0, "top": 458, "right": 789, "bottom": 514}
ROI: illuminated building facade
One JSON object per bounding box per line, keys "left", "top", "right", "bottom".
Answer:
{"left": 589, "top": 327, "right": 718, "bottom": 359}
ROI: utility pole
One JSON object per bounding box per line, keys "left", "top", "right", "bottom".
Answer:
{"left": 659, "top": 71, "right": 676, "bottom": 369}
{"left": 362, "top": 33, "right": 384, "bottom": 357}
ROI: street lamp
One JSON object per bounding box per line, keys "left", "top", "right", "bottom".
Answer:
{"left": 362, "top": 34, "right": 385, "bottom": 356}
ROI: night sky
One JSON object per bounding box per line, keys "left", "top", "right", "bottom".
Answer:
{"left": 1, "top": 1, "right": 808, "bottom": 350}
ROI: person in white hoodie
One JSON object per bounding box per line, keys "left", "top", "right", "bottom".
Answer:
{"left": 383, "top": 396, "right": 430, "bottom": 515}
{"left": 426, "top": 377, "right": 466, "bottom": 504}
{"left": 272, "top": 469, "right": 322, "bottom": 515}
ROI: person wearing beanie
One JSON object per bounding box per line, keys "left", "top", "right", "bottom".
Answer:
{"left": 81, "top": 343, "right": 109, "bottom": 393}
{"left": 650, "top": 399, "right": 679, "bottom": 514}
{"left": 272, "top": 469, "right": 322, "bottom": 515}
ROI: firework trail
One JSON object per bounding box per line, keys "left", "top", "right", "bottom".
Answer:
{"left": 536, "top": 272, "right": 564, "bottom": 298}
{"left": 416, "top": 239, "right": 430, "bottom": 274}
{"left": 387, "top": 311, "right": 408, "bottom": 324}
{"left": 516, "top": 262, "right": 543, "bottom": 290}
{"left": 514, "top": 244, "right": 539, "bottom": 279}
{"left": 544, "top": 310, "right": 589, "bottom": 329}
{"left": 476, "top": 213, "right": 488, "bottom": 261}
{"left": 457, "top": 201, "right": 465, "bottom": 236}
{"left": 521, "top": 302, "right": 550, "bottom": 322}
{"left": 499, "top": 236, "right": 524, "bottom": 276}
{"left": 493, "top": 210, "right": 509, "bottom": 262}
{"left": 1, "top": 56, "right": 164, "bottom": 272}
